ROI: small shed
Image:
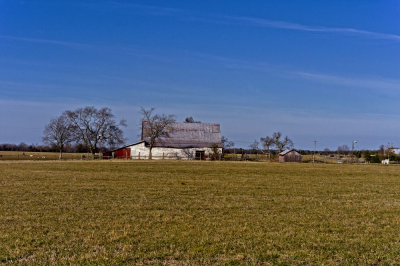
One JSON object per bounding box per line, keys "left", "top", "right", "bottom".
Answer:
{"left": 279, "top": 149, "right": 302, "bottom": 163}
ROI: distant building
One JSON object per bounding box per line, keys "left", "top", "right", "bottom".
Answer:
{"left": 390, "top": 148, "right": 400, "bottom": 155}
{"left": 106, "top": 122, "right": 223, "bottom": 160}
{"left": 279, "top": 149, "right": 302, "bottom": 163}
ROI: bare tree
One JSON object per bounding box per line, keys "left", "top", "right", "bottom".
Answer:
{"left": 140, "top": 107, "right": 175, "bottom": 160}
{"left": 249, "top": 140, "right": 259, "bottom": 152}
{"left": 379, "top": 144, "right": 385, "bottom": 157}
{"left": 260, "top": 136, "right": 274, "bottom": 161}
{"left": 337, "top": 145, "right": 350, "bottom": 155}
{"left": 272, "top": 132, "right": 293, "bottom": 153}
{"left": 221, "top": 136, "right": 234, "bottom": 149}
{"left": 210, "top": 144, "right": 221, "bottom": 160}
{"left": 249, "top": 139, "right": 260, "bottom": 159}
{"left": 65, "top": 106, "right": 126, "bottom": 156}
{"left": 42, "top": 113, "right": 74, "bottom": 159}
{"left": 182, "top": 148, "right": 194, "bottom": 160}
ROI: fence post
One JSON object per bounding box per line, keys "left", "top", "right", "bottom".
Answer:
{"left": 163, "top": 152, "right": 165, "bottom": 160}
{"left": 138, "top": 152, "right": 140, "bottom": 160}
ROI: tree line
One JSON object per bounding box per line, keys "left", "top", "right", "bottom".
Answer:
{"left": 0, "top": 142, "right": 93, "bottom": 153}
{"left": 0, "top": 105, "right": 397, "bottom": 162}
{"left": 220, "top": 132, "right": 293, "bottom": 161}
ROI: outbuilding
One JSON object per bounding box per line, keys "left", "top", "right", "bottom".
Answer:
{"left": 279, "top": 149, "right": 302, "bottom": 163}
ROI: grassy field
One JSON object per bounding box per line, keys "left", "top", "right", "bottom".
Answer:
{"left": 1, "top": 161, "right": 400, "bottom": 264}
{"left": 0, "top": 151, "right": 86, "bottom": 160}
{"left": 0, "top": 151, "right": 342, "bottom": 163}
{"left": 224, "top": 153, "right": 341, "bottom": 163}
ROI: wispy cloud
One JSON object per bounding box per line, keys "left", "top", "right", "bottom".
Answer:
{"left": 188, "top": 51, "right": 400, "bottom": 94}
{"left": 189, "top": 50, "right": 400, "bottom": 92}
{"left": 108, "top": 1, "right": 182, "bottom": 14}
{"left": 0, "top": 35, "right": 90, "bottom": 48}
{"left": 215, "top": 16, "right": 400, "bottom": 42}
{"left": 76, "top": 1, "right": 400, "bottom": 42}
{"left": 78, "top": 1, "right": 182, "bottom": 15}
{"left": 5, "top": 4, "right": 398, "bottom": 48}
{"left": 294, "top": 71, "right": 400, "bottom": 92}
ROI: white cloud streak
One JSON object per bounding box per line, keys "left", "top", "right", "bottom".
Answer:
{"left": 0, "top": 35, "right": 90, "bottom": 48}
{"left": 79, "top": 2, "right": 400, "bottom": 42}
{"left": 190, "top": 51, "right": 400, "bottom": 94}
{"left": 3, "top": 4, "right": 399, "bottom": 49}
{"left": 222, "top": 16, "right": 400, "bottom": 42}
{"left": 77, "top": 1, "right": 182, "bottom": 16}
{"left": 107, "top": 1, "right": 182, "bottom": 14}
{"left": 293, "top": 71, "right": 400, "bottom": 92}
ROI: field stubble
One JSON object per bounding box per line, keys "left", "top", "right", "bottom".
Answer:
{"left": 1, "top": 161, "right": 400, "bottom": 264}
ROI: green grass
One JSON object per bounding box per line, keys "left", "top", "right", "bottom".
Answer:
{"left": 1, "top": 161, "right": 400, "bottom": 264}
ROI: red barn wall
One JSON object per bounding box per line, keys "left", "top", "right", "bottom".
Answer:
{"left": 114, "top": 148, "right": 131, "bottom": 159}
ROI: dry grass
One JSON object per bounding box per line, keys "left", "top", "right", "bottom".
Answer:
{"left": 224, "top": 153, "right": 340, "bottom": 163}
{"left": 0, "top": 151, "right": 86, "bottom": 160}
{"left": 302, "top": 154, "right": 339, "bottom": 163}
{"left": 1, "top": 161, "right": 400, "bottom": 264}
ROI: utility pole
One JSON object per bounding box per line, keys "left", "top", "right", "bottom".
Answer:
{"left": 313, "top": 140, "right": 317, "bottom": 164}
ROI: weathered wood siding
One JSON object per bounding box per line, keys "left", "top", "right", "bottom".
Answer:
{"left": 279, "top": 151, "right": 302, "bottom": 162}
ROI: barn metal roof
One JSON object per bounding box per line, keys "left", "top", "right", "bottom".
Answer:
{"left": 142, "top": 122, "right": 222, "bottom": 148}
{"left": 279, "top": 149, "right": 298, "bottom": 156}
{"left": 109, "top": 141, "right": 145, "bottom": 152}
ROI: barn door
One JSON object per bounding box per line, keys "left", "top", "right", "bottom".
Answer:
{"left": 195, "top": 151, "right": 205, "bottom": 160}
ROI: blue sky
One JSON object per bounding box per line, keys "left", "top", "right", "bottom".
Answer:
{"left": 0, "top": 1, "right": 399, "bottom": 150}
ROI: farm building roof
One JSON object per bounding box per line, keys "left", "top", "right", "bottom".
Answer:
{"left": 142, "top": 122, "right": 222, "bottom": 148}
{"left": 108, "top": 141, "right": 145, "bottom": 152}
{"left": 279, "top": 149, "right": 298, "bottom": 156}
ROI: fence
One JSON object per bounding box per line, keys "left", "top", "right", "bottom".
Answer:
{"left": 0, "top": 152, "right": 218, "bottom": 161}
{"left": 0, "top": 151, "right": 372, "bottom": 163}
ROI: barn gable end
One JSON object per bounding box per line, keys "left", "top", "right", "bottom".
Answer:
{"left": 279, "top": 149, "right": 302, "bottom": 163}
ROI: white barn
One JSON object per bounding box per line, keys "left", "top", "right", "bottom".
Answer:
{"left": 108, "top": 122, "right": 223, "bottom": 160}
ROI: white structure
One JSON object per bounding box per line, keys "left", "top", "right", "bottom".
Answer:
{"left": 390, "top": 148, "right": 400, "bottom": 155}
{"left": 110, "top": 122, "right": 223, "bottom": 160}
{"left": 128, "top": 141, "right": 218, "bottom": 160}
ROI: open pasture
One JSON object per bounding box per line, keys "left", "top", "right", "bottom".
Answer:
{"left": 1, "top": 161, "right": 400, "bottom": 264}
{"left": 0, "top": 151, "right": 85, "bottom": 161}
